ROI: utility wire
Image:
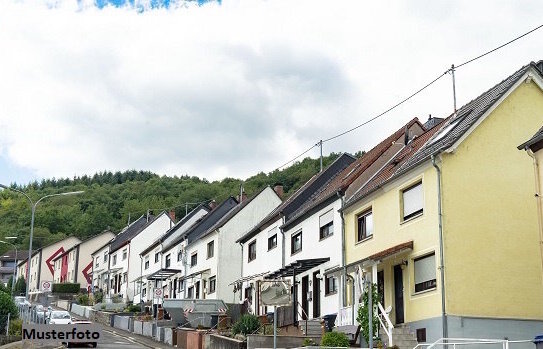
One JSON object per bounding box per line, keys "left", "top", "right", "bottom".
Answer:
{"left": 456, "top": 23, "right": 543, "bottom": 69}
{"left": 275, "top": 144, "right": 318, "bottom": 170}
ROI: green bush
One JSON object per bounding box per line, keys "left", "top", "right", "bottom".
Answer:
{"left": 14, "top": 277, "right": 26, "bottom": 296}
{"left": 231, "top": 314, "right": 260, "bottom": 335}
{"left": 356, "top": 283, "right": 381, "bottom": 345}
{"left": 76, "top": 293, "right": 89, "bottom": 306}
{"left": 320, "top": 331, "right": 350, "bottom": 347}
{"left": 302, "top": 337, "right": 317, "bottom": 346}
{"left": 52, "top": 283, "right": 80, "bottom": 294}
{"left": 111, "top": 295, "right": 122, "bottom": 303}
{"left": 9, "top": 318, "right": 22, "bottom": 336}
{"left": 125, "top": 304, "right": 141, "bottom": 313}
{"left": 93, "top": 291, "right": 103, "bottom": 304}
{"left": 0, "top": 291, "right": 18, "bottom": 331}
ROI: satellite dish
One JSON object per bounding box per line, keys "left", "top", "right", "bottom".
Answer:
{"left": 260, "top": 280, "right": 291, "bottom": 306}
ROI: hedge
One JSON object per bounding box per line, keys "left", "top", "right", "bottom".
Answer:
{"left": 52, "top": 283, "right": 81, "bottom": 294}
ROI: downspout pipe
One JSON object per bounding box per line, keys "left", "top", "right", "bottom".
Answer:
{"left": 526, "top": 149, "right": 543, "bottom": 278}
{"left": 431, "top": 154, "right": 448, "bottom": 340}
{"left": 338, "top": 192, "right": 347, "bottom": 307}
{"left": 238, "top": 242, "right": 244, "bottom": 302}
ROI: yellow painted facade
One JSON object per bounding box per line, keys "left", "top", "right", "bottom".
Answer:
{"left": 441, "top": 80, "right": 543, "bottom": 319}
{"left": 344, "top": 164, "right": 443, "bottom": 324}
{"left": 344, "top": 75, "right": 543, "bottom": 325}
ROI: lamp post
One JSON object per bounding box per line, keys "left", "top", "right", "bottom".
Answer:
{"left": 0, "top": 240, "right": 17, "bottom": 294}
{"left": 0, "top": 184, "right": 83, "bottom": 300}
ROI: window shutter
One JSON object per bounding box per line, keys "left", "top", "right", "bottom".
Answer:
{"left": 414, "top": 254, "right": 435, "bottom": 284}
{"left": 403, "top": 182, "right": 423, "bottom": 218}
{"left": 319, "top": 210, "right": 334, "bottom": 227}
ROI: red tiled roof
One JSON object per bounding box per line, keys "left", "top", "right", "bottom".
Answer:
{"left": 369, "top": 241, "right": 413, "bottom": 261}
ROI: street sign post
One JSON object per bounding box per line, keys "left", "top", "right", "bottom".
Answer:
{"left": 259, "top": 280, "right": 291, "bottom": 349}
{"left": 41, "top": 281, "right": 52, "bottom": 293}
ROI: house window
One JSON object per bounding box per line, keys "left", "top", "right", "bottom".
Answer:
{"left": 190, "top": 253, "right": 198, "bottom": 267}
{"left": 244, "top": 286, "right": 252, "bottom": 304}
{"left": 208, "top": 276, "right": 216, "bottom": 294}
{"left": 179, "top": 279, "right": 184, "bottom": 291}
{"left": 122, "top": 249, "right": 127, "bottom": 260}
{"left": 414, "top": 253, "right": 436, "bottom": 292}
{"left": 154, "top": 253, "right": 160, "bottom": 263}
{"left": 187, "top": 286, "right": 194, "bottom": 299}
{"left": 142, "top": 288, "right": 147, "bottom": 297}
{"left": 402, "top": 181, "right": 423, "bottom": 220}
{"left": 207, "top": 241, "right": 214, "bottom": 259}
{"left": 165, "top": 254, "right": 171, "bottom": 268}
{"left": 416, "top": 328, "right": 427, "bottom": 342}
{"left": 144, "top": 257, "right": 149, "bottom": 270}
{"left": 103, "top": 252, "right": 108, "bottom": 263}
{"left": 123, "top": 273, "right": 127, "bottom": 283}
{"left": 357, "top": 210, "right": 373, "bottom": 242}
{"left": 95, "top": 258, "right": 99, "bottom": 268}
{"left": 177, "top": 250, "right": 183, "bottom": 262}
{"left": 268, "top": 234, "right": 277, "bottom": 250}
{"left": 325, "top": 275, "right": 338, "bottom": 295}
{"left": 112, "top": 254, "right": 117, "bottom": 265}
{"left": 291, "top": 231, "right": 302, "bottom": 254}
{"left": 248, "top": 241, "right": 256, "bottom": 262}
{"left": 319, "top": 210, "right": 334, "bottom": 240}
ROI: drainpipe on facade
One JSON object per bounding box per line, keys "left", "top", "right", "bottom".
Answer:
{"left": 431, "top": 154, "right": 448, "bottom": 340}
{"left": 280, "top": 214, "right": 286, "bottom": 268}
{"left": 338, "top": 192, "right": 347, "bottom": 308}
{"left": 74, "top": 246, "right": 79, "bottom": 283}
{"left": 526, "top": 149, "right": 543, "bottom": 277}
{"left": 238, "top": 242, "right": 244, "bottom": 301}
{"left": 139, "top": 255, "right": 143, "bottom": 303}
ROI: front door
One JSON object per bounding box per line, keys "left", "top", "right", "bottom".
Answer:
{"left": 195, "top": 281, "right": 200, "bottom": 299}
{"left": 301, "top": 276, "right": 309, "bottom": 320}
{"left": 393, "top": 265, "right": 404, "bottom": 324}
{"left": 312, "top": 271, "right": 321, "bottom": 318}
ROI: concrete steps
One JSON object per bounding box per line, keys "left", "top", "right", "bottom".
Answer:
{"left": 380, "top": 324, "right": 418, "bottom": 349}
{"left": 299, "top": 318, "right": 324, "bottom": 337}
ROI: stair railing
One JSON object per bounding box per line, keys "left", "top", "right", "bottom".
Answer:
{"left": 296, "top": 302, "right": 309, "bottom": 336}
{"left": 377, "top": 302, "right": 394, "bottom": 346}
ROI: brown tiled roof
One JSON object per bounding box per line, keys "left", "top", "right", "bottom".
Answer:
{"left": 369, "top": 240, "right": 414, "bottom": 261}
{"left": 282, "top": 118, "right": 425, "bottom": 228}
{"left": 518, "top": 125, "right": 543, "bottom": 152}
{"left": 345, "top": 118, "right": 447, "bottom": 208}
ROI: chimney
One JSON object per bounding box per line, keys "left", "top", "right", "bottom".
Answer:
{"left": 208, "top": 200, "right": 217, "bottom": 210}
{"left": 273, "top": 183, "right": 284, "bottom": 199}
{"left": 168, "top": 210, "right": 176, "bottom": 223}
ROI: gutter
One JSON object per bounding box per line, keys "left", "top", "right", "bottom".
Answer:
{"left": 431, "top": 154, "right": 448, "bottom": 340}
{"left": 526, "top": 149, "right": 543, "bottom": 278}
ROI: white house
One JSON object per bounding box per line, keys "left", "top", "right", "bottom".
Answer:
{"left": 91, "top": 241, "right": 112, "bottom": 293}
{"left": 181, "top": 186, "right": 282, "bottom": 304}
{"left": 137, "top": 204, "right": 210, "bottom": 303}
{"left": 105, "top": 212, "right": 173, "bottom": 301}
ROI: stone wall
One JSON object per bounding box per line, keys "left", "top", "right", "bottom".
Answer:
{"left": 57, "top": 300, "right": 70, "bottom": 310}
{"left": 206, "top": 334, "right": 246, "bottom": 349}
{"left": 71, "top": 304, "right": 94, "bottom": 318}
{"left": 90, "top": 310, "right": 114, "bottom": 327}
{"left": 113, "top": 316, "right": 131, "bottom": 331}
{"left": 246, "top": 335, "right": 321, "bottom": 349}
{"left": 133, "top": 320, "right": 144, "bottom": 335}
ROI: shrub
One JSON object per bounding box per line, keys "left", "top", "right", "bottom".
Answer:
{"left": 231, "top": 314, "right": 260, "bottom": 336}
{"left": 302, "top": 337, "right": 317, "bottom": 346}
{"left": 93, "top": 291, "right": 103, "bottom": 304}
{"left": 320, "top": 331, "right": 350, "bottom": 347}
{"left": 356, "top": 283, "right": 381, "bottom": 345}
{"left": 52, "top": 283, "right": 80, "bottom": 294}
{"left": 9, "top": 318, "right": 22, "bottom": 336}
{"left": 125, "top": 304, "right": 141, "bottom": 313}
{"left": 14, "top": 277, "right": 26, "bottom": 296}
{"left": 76, "top": 293, "right": 89, "bottom": 306}
{"left": 111, "top": 295, "right": 122, "bottom": 303}
{"left": 0, "top": 291, "right": 18, "bottom": 331}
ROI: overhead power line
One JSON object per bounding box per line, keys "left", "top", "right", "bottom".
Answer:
{"left": 271, "top": 23, "right": 543, "bottom": 172}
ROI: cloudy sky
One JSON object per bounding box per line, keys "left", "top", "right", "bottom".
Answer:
{"left": 1, "top": 0, "right": 542, "bottom": 185}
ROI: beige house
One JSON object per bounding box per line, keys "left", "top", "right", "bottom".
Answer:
{"left": 53, "top": 231, "right": 115, "bottom": 291}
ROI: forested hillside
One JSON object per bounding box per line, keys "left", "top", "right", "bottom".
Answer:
{"left": 0, "top": 152, "right": 361, "bottom": 253}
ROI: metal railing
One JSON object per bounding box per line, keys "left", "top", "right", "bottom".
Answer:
{"left": 296, "top": 301, "right": 309, "bottom": 336}
{"left": 413, "top": 338, "right": 533, "bottom": 349}
{"left": 377, "top": 302, "right": 394, "bottom": 346}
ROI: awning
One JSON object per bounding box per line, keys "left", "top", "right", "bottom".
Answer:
{"left": 107, "top": 267, "right": 123, "bottom": 274}
{"left": 229, "top": 271, "right": 270, "bottom": 286}
{"left": 325, "top": 240, "right": 414, "bottom": 275}
{"left": 265, "top": 258, "right": 330, "bottom": 279}
{"left": 146, "top": 268, "right": 182, "bottom": 281}
{"left": 182, "top": 268, "right": 211, "bottom": 281}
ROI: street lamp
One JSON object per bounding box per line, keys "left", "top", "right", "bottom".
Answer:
{"left": 0, "top": 184, "right": 83, "bottom": 300}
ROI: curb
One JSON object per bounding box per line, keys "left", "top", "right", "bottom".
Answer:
{"left": 103, "top": 329, "right": 163, "bottom": 349}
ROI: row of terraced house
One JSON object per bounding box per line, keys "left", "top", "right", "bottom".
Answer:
{"left": 15, "top": 60, "right": 543, "bottom": 346}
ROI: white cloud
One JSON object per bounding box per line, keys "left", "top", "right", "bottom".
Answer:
{"left": 0, "top": 0, "right": 542, "bottom": 183}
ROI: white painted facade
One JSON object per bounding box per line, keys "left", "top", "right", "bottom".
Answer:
{"left": 174, "top": 187, "right": 282, "bottom": 304}
{"left": 125, "top": 212, "right": 173, "bottom": 301}
{"left": 91, "top": 243, "right": 110, "bottom": 292}
{"left": 283, "top": 199, "right": 343, "bottom": 319}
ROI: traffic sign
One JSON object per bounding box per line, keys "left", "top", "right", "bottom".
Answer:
{"left": 154, "top": 288, "right": 163, "bottom": 298}
{"left": 41, "top": 281, "right": 52, "bottom": 293}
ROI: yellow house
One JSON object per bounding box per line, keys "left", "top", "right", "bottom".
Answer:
{"left": 341, "top": 60, "right": 543, "bottom": 346}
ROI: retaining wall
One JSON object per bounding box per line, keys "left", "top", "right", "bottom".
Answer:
{"left": 133, "top": 320, "right": 144, "bottom": 335}
{"left": 246, "top": 334, "right": 321, "bottom": 349}
{"left": 206, "top": 334, "right": 246, "bottom": 349}
{"left": 113, "top": 316, "right": 131, "bottom": 331}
